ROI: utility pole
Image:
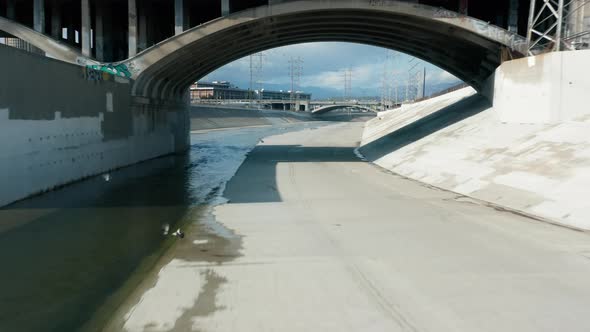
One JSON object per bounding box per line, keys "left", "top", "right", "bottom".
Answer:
{"left": 381, "top": 52, "right": 389, "bottom": 110}
{"left": 343, "top": 67, "right": 352, "bottom": 101}
{"left": 288, "top": 57, "right": 304, "bottom": 111}
{"left": 249, "top": 55, "right": 253, "bottom": 106}
{"left": 249, "top": 52, "right": 265, "bottom": 107}
{"left": 406, "top": 58, "right": 416, "bottom": 102}
{"left": 422, "top": 67, "right": 427, "bottom": 99}
{"left": 394, "top": 79, "right": 399, "bottom": 105}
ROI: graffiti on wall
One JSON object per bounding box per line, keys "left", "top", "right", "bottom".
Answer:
{"left": 83, "top": 66, "right": 107, "bottom": 81}
{"left": 86, "top": 64, "right": 133, "bottom": 78}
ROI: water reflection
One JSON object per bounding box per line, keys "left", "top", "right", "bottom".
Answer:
{"left": 0, "top": 123, "right": 326, "bottom": 332}
{"left": 0, "top": 155, "right": 192, "bottom": 332}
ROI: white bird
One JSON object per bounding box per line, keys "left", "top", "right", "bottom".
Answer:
{"left": 162, "top": 223, "right": 170, "bottom": 236}
{"left": 172, "top": 229, "right": 185, "bottom": 239}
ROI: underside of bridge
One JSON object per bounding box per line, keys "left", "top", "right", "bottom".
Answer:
{"left": 0, "top": 1, "right": 531, "bottom": 59}
{"left": 125, "top": 1, "right": 528, "bottom": 100}
{"left": 0, "top": 0, "right": 532, "bottom": 101}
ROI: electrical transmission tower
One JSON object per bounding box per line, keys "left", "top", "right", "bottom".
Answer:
{"left": 249, "top": 52, "right": 265, "bottom": 106}
{"left": 381, "top": 50, "right": 399, "bottom": 111}
{"left": 406, "top": 58, "right": 426, "bottom": 102}
{"left": 406, "top": 58, "right": 418, "bottom": 102}
{"left": 527, "top": 0, "right": 590, "bottom": 54}
{"left": 288, "top": 57, "right": 304, "bottom": 108}
{"left": 343, "top": 67, "right": 352, "bottom": 101}
{"left": 421, "top": 68, "right": 426, "bottom": 100}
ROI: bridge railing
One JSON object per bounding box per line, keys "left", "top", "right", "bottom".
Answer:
{"left": 0, "top": 37, "right": 44, "bottom": 56}
{"left": 191, "top": 99, "right": 307, "bottom": 104}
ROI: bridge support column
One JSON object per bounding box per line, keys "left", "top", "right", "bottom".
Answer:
{"left": 50, "top": 0, "right": 61, "bottom": 40}
{"left": 301, "top": 101, "right": 309, "bottom": 111}
{"left": 60, "top": 1, "right": 78, "bottom": 47}
{"left": 33, "top": 0, "right": 45, "bottom": 33}
{"left": 138, "top": 4, "right": 147, "bottom": 50}
{"left": 174, "top": 0, "right": 184, "bottom": 35}
{"left": 508, "top": 0, "right": 519, "bottom": 33}
{"left": 459, "top": 0, "right": 468, "bottom": 15}
{"left": 81, "top": 0, "right": 91, "bottom": 57}
{"left": 221, "top": 0, "right": 230, "bottom": 16}
{"left": 128, "top": 0, "right": 137, "bottom": 57}
{"left": 6, "top": 0, "right": 15, "bottom": 20}
{"left": 95, "top": 1, "right": 104, "bottom": 61}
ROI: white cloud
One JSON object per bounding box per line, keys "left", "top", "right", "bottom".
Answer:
{"left": 427, "top": 70, "right": 460, "bottom": 85}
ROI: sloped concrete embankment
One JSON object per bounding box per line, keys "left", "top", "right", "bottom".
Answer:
{"left": 359, "top": 87, "right": 590, "bottom": 231}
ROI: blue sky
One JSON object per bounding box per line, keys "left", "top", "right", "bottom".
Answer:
{"left": 201, "top": 42, "right": 462, "bottom": 99}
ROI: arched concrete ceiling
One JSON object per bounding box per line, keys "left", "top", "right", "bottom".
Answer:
{"left": 125, "top": 0, "right": 527, "bottom": 99}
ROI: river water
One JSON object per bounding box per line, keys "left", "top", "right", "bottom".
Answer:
{"left": 0, "top": 123, "right": 325, "bottom": 332}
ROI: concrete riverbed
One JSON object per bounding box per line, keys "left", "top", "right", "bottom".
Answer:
{"left": 105, "top": 122, "right": 590, "bottom": 332}
{"left": 3, "top": 116, "right": 590, "bottom": 332}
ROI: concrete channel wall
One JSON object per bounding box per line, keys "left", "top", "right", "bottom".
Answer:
{"left": 359, "top": 51, "right": 590, "bottom": 231}
{"left": 0, "top": 44, "right": 189, "bottom": 207}
{"left": 494, "top": 50, "right": 590, "bottom": 124}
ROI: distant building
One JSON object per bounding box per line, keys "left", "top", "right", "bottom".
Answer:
{"left": 190, "top": 81, "right": 311, "bottom": 103}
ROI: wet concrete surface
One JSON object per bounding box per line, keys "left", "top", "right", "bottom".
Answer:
{"left": 0, "top": 156, "right": 192, "bottom": 332}
{"left": 0, "top": 122, "right": 325, "bottom": 332}
{"left": 6, "top": 118, "right": 590, "bottom": 332}
{"left": 116, "top": 122, "right": 590, "bottom": 332}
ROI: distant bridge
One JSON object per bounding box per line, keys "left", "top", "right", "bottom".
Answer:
{"left": 311, "top": 100, "right": 381, "bottom": 107}
{"left": 191, "top": 99, "right": 381, "bottom": 113}
{"left": 192, "top": 98, "right": 311, "bottom": 111}
{"left": 311, "top": 104, "right": 378, "bottom": 115}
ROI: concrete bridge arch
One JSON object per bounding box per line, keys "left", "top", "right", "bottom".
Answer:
{"left": 122, "top": 0, "right": 526, "bottom": 99}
